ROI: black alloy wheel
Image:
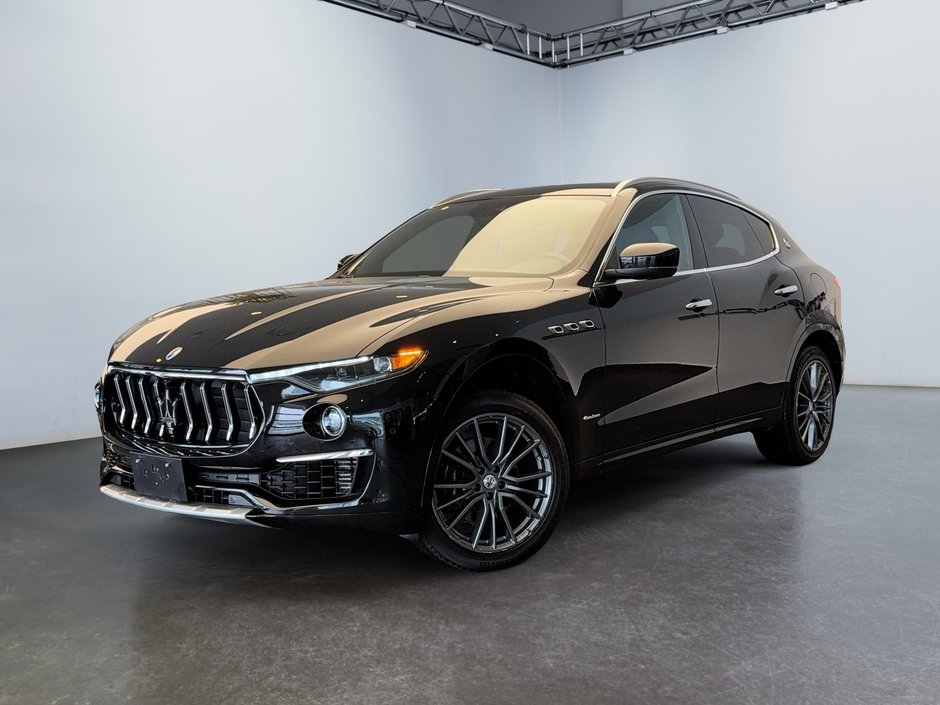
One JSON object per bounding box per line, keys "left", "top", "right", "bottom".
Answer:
{"left": 754, "top": 345, "right": 836, "bottom": 465}
{"left": 417, "top": 392, "right": 569, "bottom": 570}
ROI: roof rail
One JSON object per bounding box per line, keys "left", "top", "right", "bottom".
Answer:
{"left": 611, "top": 178, "right": 639, "bottom": 196}
{"left": 431, "top": 188, "right": 501, "bottom": 208}
{"left": 614, "top": 177, "right": 740, "bottom": 201}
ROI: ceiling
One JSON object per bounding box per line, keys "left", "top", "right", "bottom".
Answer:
{"left": 322, "top": 0, "right": 862, "bottom": 68}
{"left": 459, "top": 0, "right": 684, "bottom": 34}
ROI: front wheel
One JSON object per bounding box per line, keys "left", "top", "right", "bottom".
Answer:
{"left": 417, "top": 392, "right": 569, "bottom": 570}
{"left": 754, "top": 345, "right": 836, "bottom": 465}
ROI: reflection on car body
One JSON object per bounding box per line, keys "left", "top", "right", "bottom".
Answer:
{"left": 96, "top": 177, "right": 844, "bottom": 570}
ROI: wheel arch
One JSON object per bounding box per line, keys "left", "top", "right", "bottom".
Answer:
{"left": 416, "top": 339, "right": 579, "bottom": 510}
{"left": 789, "top": 324, "right": 844, "bottom": 392}
{"left": 442, "top": 339, "right": 577, "bottom": 457}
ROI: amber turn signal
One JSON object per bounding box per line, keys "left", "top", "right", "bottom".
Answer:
{"left": 390, "top": 348, "right": 427, "bottom": 371}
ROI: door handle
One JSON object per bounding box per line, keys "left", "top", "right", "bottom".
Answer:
{"left": 685, "top": 298, "right": 713, "bottom": 311}
{"left": 774, "top": 284, "right": 798, "bottom": 296}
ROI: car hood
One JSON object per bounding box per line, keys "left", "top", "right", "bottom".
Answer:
{"left": 109, "top": 276, "right": 552, "bottom": 371}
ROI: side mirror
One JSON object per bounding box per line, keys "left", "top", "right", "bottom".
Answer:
{"left": 336, "top": 253, "right": 358, "bottom": 271}
{"left": 603, "top": 242, "right": 679, "bottom": 281}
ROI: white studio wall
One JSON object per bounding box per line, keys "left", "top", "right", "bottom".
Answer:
{"left": 0, "top": 0, "right": 561, "bottom": 448}
{"left": 560, "top": 0, "right": 940, "bottom": 388}
{"left": 2, "top": 0, "right": 936, "bottom": 450}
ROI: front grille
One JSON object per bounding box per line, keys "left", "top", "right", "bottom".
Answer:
{"left": 191, "top": 486, "right": 257, "bottom": 507}
{"left": 105, "top": 446, "right": 130, "bottom": 470}
{"left": 107, "top": 470, "right": 135, "bottom": 491}
{"left": 196, "top": 458, "right": 361, "bottom": 503}
{"left": 260, "top": 459, "right": 359, "bottom": 501}
{"left": 104, "top": 367, "right": 263, "bottom": 452}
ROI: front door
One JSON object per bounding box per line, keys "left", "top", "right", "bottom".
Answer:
{"left": 596, "top": 193, "right": 719, "bottom": 460}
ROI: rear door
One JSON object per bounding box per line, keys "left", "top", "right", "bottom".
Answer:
{"left": 685, "top": 195, "right": 805, "bottom": 424}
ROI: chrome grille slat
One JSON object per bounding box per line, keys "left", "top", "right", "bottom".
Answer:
{"left": 243, "top": 386, "right": 257, "bottom": 439}
{"left": 180, "top": 380, "right": 195, "bottom": 442}
{"left": 221, "top": 383, "right": 235, "bottom": 443}
{"left": 137, "top": 378, "right": 152, "bottom": 434}
{"left": 198, "top": 381, "right": 213, "bottom": 443}
{"left": 125, "top": 376, "right": 139, "bottom": 431}
{"left": 113, "top": 373, "right": 127, "bottom": 424}
{"left": 152, "top": 378, "right": 164, "bottom": 438}
{"left": 103, "top": 366, "right": 262, "bottom": 455}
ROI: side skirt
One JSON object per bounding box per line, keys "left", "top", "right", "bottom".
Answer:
{"left": 578, "top": 407, "right": 782, "bottom": 477}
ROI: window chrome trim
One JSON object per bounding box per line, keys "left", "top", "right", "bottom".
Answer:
{"left": 593, "top": 189, "right": 780, "bottom": 286}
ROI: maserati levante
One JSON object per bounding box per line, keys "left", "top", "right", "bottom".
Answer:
{"left": 96, "top": 178, "right": 844, "bottom": 570}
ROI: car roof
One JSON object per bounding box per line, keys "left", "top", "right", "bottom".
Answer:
{"left": 433, "top": 178, "right": 741, "bottom": 206}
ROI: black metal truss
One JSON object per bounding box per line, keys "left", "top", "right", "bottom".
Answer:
{"left": 558, "top": 0, "right": 867, "bottom": 66}
{"left": 321, "top": 0, "right": 868, "bottom": 68}
{"left": 321, "top": 0, "right": 554, "bottom": 64}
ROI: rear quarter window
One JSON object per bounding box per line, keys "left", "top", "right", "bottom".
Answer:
{"left": 744, "top": 212, "right": 776, "bottom": 255}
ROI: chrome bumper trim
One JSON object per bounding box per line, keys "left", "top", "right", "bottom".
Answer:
{"left": 99, "top": 484, "right": 264, "bottom": 525}
{"left": 275, "top": 448, "right": 373, "bottom": 463}
{"left": 101, "top": 480, "right": 365, "bottom": 515}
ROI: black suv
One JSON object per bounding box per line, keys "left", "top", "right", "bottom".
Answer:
{"left": 97, "top": 178, "right": 844, "bottom": 570}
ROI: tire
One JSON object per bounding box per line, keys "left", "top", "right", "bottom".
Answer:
{"left": 416, "top": 391, "right": 570, "bottom": 571}
{"left": 753, "top": 345, "right": 836, "bottom": 466}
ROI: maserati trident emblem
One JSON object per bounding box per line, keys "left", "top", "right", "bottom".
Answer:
{"left": 165, "top": 346, "right": 183, "bottom": 360}
{"left": 156, "top": 386, "right": 179, "bottom": 435}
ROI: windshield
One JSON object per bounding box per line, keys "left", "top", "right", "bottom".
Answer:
{"left": 345, "top": 196, "right": 608, "bottom": 277}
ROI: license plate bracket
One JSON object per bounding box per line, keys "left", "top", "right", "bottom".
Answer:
{"left": 130, "top": 454, "right": 187, "bottom": 502}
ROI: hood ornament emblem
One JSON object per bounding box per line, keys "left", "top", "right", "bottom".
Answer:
{"left": 165, "top": 346, "right": 183, "bottom": 360}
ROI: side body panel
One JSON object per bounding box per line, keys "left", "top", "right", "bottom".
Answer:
{"left": 706, "top": 258, "right": 805, "bottom": 422}
{"left": 594, "top": 273, "right": 719, "bottom": 459}
{"left": 770, "top": 221, "right": 845, "bottom": 387}
{"left": 359, "top": 283, "right": 607, "bottom": 502}
{"left": 589, "top": 189, "right": 719, "bottom": 463}
{"left": 682, "top": 194, "right": 809, "bottom": 425}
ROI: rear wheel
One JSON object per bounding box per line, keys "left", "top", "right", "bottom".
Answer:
{"left": 417, "top": 391, "right": 569, "bottom": 570}
{"left": 754, "top": 345, "right": 836, "bottom": 465}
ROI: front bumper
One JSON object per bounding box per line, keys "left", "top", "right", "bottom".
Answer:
{"left": 100, "top": 484, "right": 261, "bottom": 525}
{"left": 97, "top": 365, "right": 447, "bottom": 533}
{"left": 99, "top": 440, "right": 424, "bottom": 532}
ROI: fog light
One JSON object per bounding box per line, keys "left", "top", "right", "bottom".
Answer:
{"left": 320, "top": 405, "right": 347, "bottom": 438}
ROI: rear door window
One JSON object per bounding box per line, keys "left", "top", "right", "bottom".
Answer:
{"left": 687, "top": 195, "right": 766, "bottom": 267}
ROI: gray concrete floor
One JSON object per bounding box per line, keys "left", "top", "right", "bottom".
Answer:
{"left": 1, "top": 385, "right": 939, "bottom": 705}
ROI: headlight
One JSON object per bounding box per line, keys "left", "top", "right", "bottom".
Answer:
{"left": 248, "top": 348, "right": 427, "bottom": 392}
